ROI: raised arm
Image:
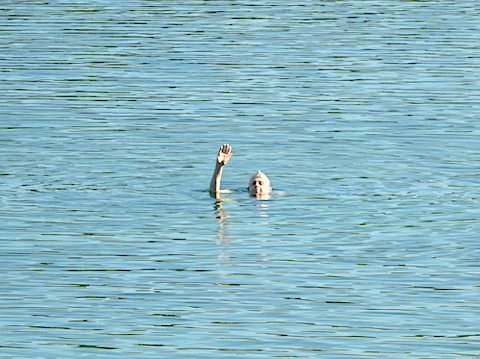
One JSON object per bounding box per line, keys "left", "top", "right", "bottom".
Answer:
{"left": 209, "top": 144, "right": 233, "bottom": 195}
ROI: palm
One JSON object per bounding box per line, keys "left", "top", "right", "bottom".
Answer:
{"left": 217, "top": 144, "right": 233, "bottom": 165}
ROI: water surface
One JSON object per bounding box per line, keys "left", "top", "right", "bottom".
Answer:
{"left": 1, "top": 1, "right": 479, "bottom": 358}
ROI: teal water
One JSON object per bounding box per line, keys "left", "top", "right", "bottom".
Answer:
{"left": 1, "top": 1, "right": 479, "bottom": 358}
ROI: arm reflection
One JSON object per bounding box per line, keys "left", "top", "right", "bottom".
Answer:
{"left": 213, "top": 198, "right": 232, "bottom": 246}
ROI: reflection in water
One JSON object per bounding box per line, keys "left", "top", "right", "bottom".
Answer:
{"left": 251, "top": 193, "right": 272, "bottom": 201}
{"left": 212, "top": 198, "right": 235, "bottom": 290}
{"left": 212, "top": 195, "right": 271, "bottom": 265}
{"left": 212, "top": 195, "right": 273, "bottom": 291}
{"left": 213, "top": 199, "right": 232, "bottom": 247}
{"left": 254, "top": 202, "right": 269, "bottom": 219}
{"left": 212, "top": 194, "right": 271, "bottom": 247}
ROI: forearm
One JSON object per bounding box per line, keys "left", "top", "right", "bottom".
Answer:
{"left": 209, "top": 162, "right": 224, "bottom": 193}
{"left": 210, "top": 144, "right": 232, "bottom": 194}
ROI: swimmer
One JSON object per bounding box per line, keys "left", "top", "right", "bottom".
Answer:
{"left": 209, "top": 144, "right": 272, "bottom": 199}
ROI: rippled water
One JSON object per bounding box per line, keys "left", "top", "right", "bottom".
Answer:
{"left": 1, "top": 1, "right": 479, "bottom": 358}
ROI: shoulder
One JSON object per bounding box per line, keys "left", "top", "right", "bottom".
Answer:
{"left": 219, "top": 189, "right": 235, "bottom": 194}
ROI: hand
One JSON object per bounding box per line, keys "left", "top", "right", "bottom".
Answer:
{"left": 216, "top": 144, "right": 233, "bottom": 166}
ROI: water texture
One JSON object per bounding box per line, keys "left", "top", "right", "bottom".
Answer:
{"left": 1, "top": 1, "right": 479, "bottom": 358}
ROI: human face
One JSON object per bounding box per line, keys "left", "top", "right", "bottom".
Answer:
{"left": 248, "top": 173, "right": 271, "bottom": 196}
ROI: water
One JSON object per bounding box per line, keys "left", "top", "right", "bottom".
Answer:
{"left": 1, "top": 1, "right": 479, "bottom": 358}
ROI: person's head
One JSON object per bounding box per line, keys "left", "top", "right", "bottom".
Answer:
{"left": 248, "top": 171, "right": 272, "bottom": 196}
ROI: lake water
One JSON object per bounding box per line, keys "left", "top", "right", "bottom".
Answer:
{"left": 1, "top": 1, "right": 479, "bottom": 358}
